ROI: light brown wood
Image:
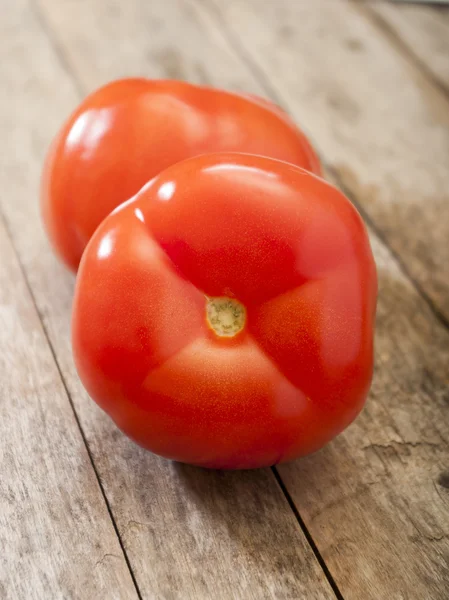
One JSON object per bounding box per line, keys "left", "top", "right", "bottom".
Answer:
{"left": 36, "top": 0, "right": 266, "bottom": 94}
{"left": 197, "top": 0, "right": 449, "bottom": 324}
{"left": 1, "top": 1, "right": 337, "bottom": 598}
{"left": 279, "top": 231, "right": 449, "bottom": 600}
{"left": 183, "top": 0, "right": 449, "bottom": 597}
{"left": 35, "top": 0, "right": 449, "bottom": 596}
{"left": 3, "top": 0, "right": 448, "bottom": 597}
{"left": 368, "top": 1, "right": 449, "bottom": 94}
{"left": 0, "top": 223, "right": 137, "bottom": 598}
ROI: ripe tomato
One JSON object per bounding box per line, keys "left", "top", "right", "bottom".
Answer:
{"left": 41, "top": 78, "right": 321, "bottom": 271}
{"left": 72, "top": 153, "right": 377, "bottom": 470}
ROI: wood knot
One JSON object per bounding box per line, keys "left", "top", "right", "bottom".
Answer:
{"left": 437, "top": 470, "right": 449, "bottom": 489}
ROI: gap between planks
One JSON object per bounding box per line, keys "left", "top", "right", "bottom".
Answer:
{"left": 363, "top": 0, "right": 449, "bottom": 97}
{"left": 271, "top": 468, "right": 345, "bottom": 600}
{"left": 27, "top": 0, "right": 344, "bottom": 596}
{"left": 3, "top": 4, "right": 340, "bottom": 597}
{"left": 0, "top": 207, "right": 144, "bottom": 600}
{"left": 193, "top": 0, "right": 449, "bottom": 337}
{"left": 15, "top": 2, "right": 448, "bottom": 596}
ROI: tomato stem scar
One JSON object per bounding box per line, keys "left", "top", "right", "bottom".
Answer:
{"left": 206, "top": 297, "right": 246, "bottom": 337}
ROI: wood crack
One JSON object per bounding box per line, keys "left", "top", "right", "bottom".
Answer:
{"left": 362, "top": 440, "right": 443, "bottom": 452}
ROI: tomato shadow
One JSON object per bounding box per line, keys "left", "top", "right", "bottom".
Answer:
{"left": 171, "top": 459, "right": 323, "bottom": 588}
{"left": 275, "top": 259, "right": 449, "bottom": 527}
{"left": 82, "top": 406, "right": 328, "bottom": 591}
{"left": 77, "top": 258, "right": 448, "bottom": 592}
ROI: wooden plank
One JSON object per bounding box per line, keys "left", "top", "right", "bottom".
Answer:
{"left": 0, "top": 226, "right": 137, "bottom": 596}
{"left": 368, "top": 0, "right": 449, "bottom": 94}
{"left": 1, "top": 1, "right": 337, "bottom": 597}
{"left": 279, "top": 231, "right": 449, "bottom": 599}
{"left": 20, "top": 0, "right": 449, "bottom": 597}
{"left": 35, "top": 0, "right": 270, "bottom": 93}
{"left": 36, "top": 0, "right": 449, "bottom": 596}
{"left": 195, "top": 0, "right": 449, "bottom": 324}
{"left": 174, "top": 0, "right": 449, "bottom": 597}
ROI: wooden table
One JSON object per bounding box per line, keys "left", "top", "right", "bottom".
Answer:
{"left": 1, "top": 1, "right": 448, "bottom": 598}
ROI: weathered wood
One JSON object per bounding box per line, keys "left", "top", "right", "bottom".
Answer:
{"left": 33, "top": 0, "right": 449, "bottom": 597}
{"left": 36, "top": 0, "right": 266, "bottom": 93}
{"left": 7, "top": 0, "right": 449, "bottom": 597}
{"left": 1, "top": 1, "right": 337, "bottom": 598}
{"left": 368, "top": 0, "right": 449, "bottom": 94}
{"left": 197, "top": 0, "right": 449, "bottom": 324}
{"left": 279, "top": 231, "right": 449, "bottom": 600}
{"left": 179, "top": 0, "right": 449, "bottom": 597}
{"left": 0, "top": 223, "right": 137, "bottom": 598}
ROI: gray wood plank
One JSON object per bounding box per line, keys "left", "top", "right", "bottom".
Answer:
{"left": 186, "top": 0, "right": 449, "bottom": 597}
{"left": 35, "top": 0, "right": 270, "bottom": 92}
{"left": 278, "top": 231, "right": 449, "bottom": 600}
{"left": 1, "top": 1, "right": 337, "bottom": 598}
{"left": 21, "top": 0, "right": 449, "bottom": 596}
{"left": 196, "top": 0, "right": 449, "bottom": 324}
{"left": 32, "top": 0, "right": 449, "bottom": 597}
{"left": 0, "top": 216, "right": 137, "bottom": 596}
{"left": 368, "top": 0, "right": 449, "bottom": 94}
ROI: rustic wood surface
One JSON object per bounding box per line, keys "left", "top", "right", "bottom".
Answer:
{"left": 203, "top": 0, "right": 449, "bottom": 325}
{"left": 0, "top": 217, "right": 138, "bottom": 599}
{"left": 1, "top": 0, "right": 448, "bottom": 598}
{"left": 370, "top": 0, "right": 449, "bottom": 94}
{"left": 0, "top": 1, "right": 336, "bottom": 599}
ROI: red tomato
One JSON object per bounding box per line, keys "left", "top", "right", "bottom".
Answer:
{"left": 41, "top": 79, "right": 321, "bottom": 271}
{"left": 72, "top": 153, "right": 377, "bottom": 470}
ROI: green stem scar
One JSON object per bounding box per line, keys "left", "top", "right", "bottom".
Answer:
{"left": 206, "top": 297, "right": 246, "bottom": 337}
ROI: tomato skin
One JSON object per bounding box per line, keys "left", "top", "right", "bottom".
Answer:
{"left": 41, "top": 79, "right": 321, "bottom": 271}
{"left": 72, "top": 153, "right": 376, "bottom": 470}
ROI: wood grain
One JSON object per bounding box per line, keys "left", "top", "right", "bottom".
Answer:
{"left": 36, "top": 0, "right": 268, "bottom": 93}
{"left": 1, "top": 1, "right": 337, "bottom": 598}
{"left": 0, "top": 222, "right": 137, "bottom": 598}
{"left": 198, "top": 0, "right": 449, "bottom": 324}
{"left": 5, "top": 0, "right": 449, "bottom": 597}
{"left": 278, "top": 231, "right": 449, "bottom": 599}
{"left": 182, "top": 0, "right": 449, "bottom": 596}
{"left": 32, "top": 0, "right": 449, "bottom": 597}
{"left": 368, "top": 0, "right": 449, "bottom": 94}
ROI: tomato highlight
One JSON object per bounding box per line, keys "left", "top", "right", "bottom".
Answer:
{"left": 41, "top": 78, "right": 321, "bottom": 271}
{"left": 72, "top": 153, "right": 377, "bottom": 469}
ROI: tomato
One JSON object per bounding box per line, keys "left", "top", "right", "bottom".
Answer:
{"left": 41, "top": 78, "right": 321, "bottom": 271}
{"left": 72, "top": 153, "right": 377, "bottom": 470}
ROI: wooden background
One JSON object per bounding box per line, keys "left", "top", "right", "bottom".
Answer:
{"left": 1, "top": 0, "right": 448, "bottom": 598}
